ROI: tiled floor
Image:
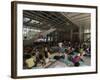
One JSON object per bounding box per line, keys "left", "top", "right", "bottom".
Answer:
{"left": 82, "top": 56, "right": 91, "bottom": 66}
{"left": 48, "top": 56, "right": 91, "bottom": 68}
{"left": 49, "top": 61, "right": 67, "bottom": 68}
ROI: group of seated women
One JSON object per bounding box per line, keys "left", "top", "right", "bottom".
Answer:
{"left": 23, "top": 45, "right": 51, "bottom": 69}
{"left": 23, "top": 41, "right": 90, "bottom": 69}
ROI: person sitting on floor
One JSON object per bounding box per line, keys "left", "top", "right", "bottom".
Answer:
{"left": 72, "top": 53, "right": 81, "bottom": 67}
{"left": 44, "top": 47, "right": 51, "bottom": 64}
{"left": 25, "top": 53, "right": 36, "bottom": 69}
{"left": 79, "top": 47, "right": 86, "bottom": 62}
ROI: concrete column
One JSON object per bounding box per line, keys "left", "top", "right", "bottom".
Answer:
{"left": 46, "top": 35, "right": 48, "bottom": 42}
{"left": 79, "top": 26, "right": 84, "bottom": 43}
{"left": 70, "top": 29, "right": 73, "bottom": 42}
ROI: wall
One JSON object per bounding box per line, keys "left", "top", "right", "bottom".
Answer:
{"left": 0, "top": 0, "right": 100, "bottom": 80}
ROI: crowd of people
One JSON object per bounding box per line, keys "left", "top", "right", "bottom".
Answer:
{"left": 23, "top": 41, "right": 91, "bottom": 69}
{"left": 23, "top": 45, "right": 52, "bottom": 69}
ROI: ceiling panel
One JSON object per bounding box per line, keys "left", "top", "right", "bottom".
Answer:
{"left": 61, "top": 12, "right": 91, "bottom": 29}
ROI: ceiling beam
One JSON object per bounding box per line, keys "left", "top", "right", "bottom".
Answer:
{"left": 31, "top": 11, "right": 68, "bottom": 27}
{"left": 23, "top": 11, "right": 78, "bottom": 31}
{"left": 24, "top": 11, "right": 63, "bottom": 28}
{"left": 70, "top": 15, "right": 90, "bottom": 20}
{"left": 71, "top": 17, "right": 90, "bottom": 21}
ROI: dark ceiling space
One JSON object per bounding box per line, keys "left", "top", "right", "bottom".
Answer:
{"left": 23, "top": 10, "right": 78, "bottom": 32}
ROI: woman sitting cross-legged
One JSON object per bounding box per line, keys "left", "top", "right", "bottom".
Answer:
{"left": 25, "top": 53, "right": 36, "bottom": 69}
